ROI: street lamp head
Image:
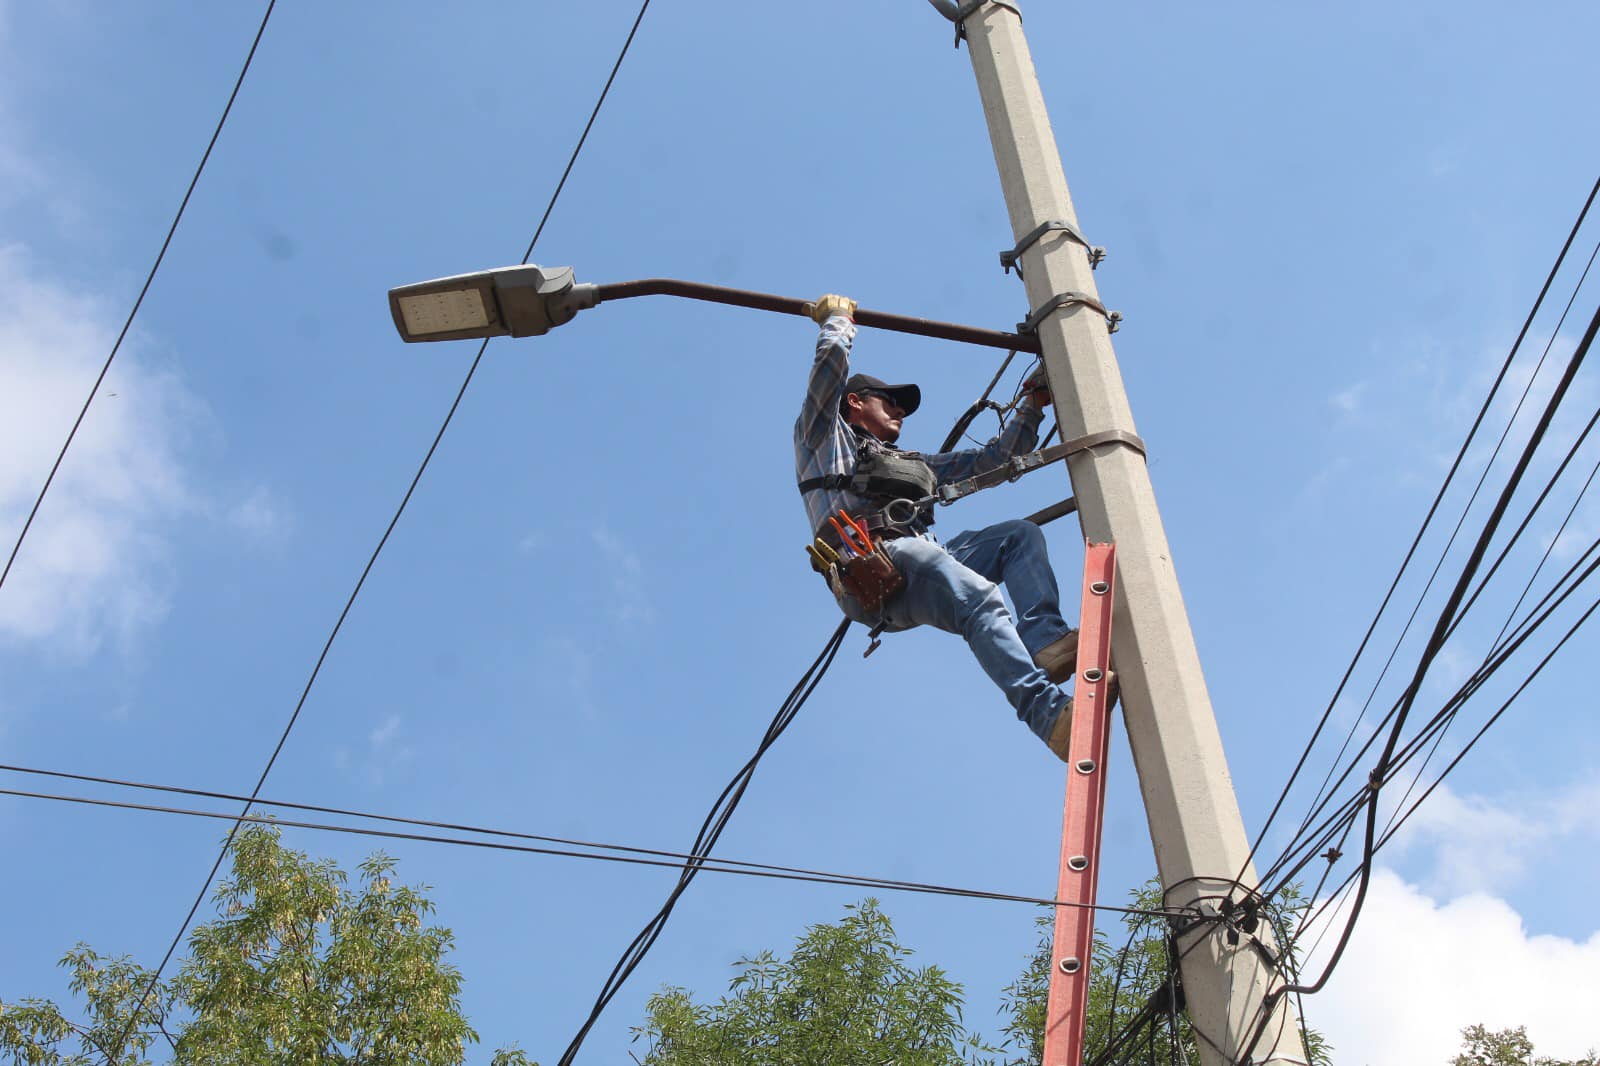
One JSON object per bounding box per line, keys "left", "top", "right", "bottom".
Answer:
{"left": 388, "top": 264, "right": 597, "bottom": 342}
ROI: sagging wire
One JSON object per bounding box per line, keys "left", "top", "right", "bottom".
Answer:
{"left": 114, "top": 4, "right": 659, "bottom": 1062}
{"left": 0, "top": 0, "right": 278, "bottom": 596}
{"left": 1262, "top": 477, "right": 1600, "bottom": 904}
{"left": 940, "top": 348, "right": 1024, "bottom": 452}
{"left": 1248, "top": 272, "right": 1600, "bottom": 915}
{"left": 0, "top": 761, "right": 1178, "bottom": 919}
{"left": 1272, "top": 300, "right": 1600, "bottom": 1002}
{"left": 554, "top": 617, "right": 847, "bottom": 1066}
{"left": 1237, "top": 174, "right": 1600, "bottom": 886}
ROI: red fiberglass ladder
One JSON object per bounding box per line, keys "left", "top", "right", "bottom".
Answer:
{"left": 1041, "top": 540, "right": 1118, "bottom": 1066}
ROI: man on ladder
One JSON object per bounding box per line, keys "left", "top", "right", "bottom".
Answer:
{"left": 795, "top": 293, "right": 1081, "bottom": 759}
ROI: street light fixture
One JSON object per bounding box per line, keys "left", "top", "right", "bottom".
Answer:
{"left": 388, "top": 265, "right": 597, "bottom": 342}
{"left": 387, "top": 265, "right": 1041, "bottom": 354}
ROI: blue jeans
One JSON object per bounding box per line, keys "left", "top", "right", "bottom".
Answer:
{"left": 833, "top": 519, "right": 1073, "bottom": 744}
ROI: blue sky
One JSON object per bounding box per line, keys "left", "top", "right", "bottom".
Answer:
{"left": 3, "top": 2, "right": 1599, "bottom": 1064}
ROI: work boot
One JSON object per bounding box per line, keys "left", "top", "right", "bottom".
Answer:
{"left": 1033, "top": 628, "right": 1079, "bottom": 685}
{"left": 1046, "top": 671, "right": 1118, "bottom": 763}
{"left": 1046, "top": 697, "right": 1073, "bottom": 761}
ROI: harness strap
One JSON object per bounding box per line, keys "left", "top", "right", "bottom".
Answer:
{"left": 934, "top": 427, "right": 1146, "bottom": 505}
{"left": 814, "top": 509, "right": 926, "bottom": 552}
{"left": 797, "top": 473, "right": 850, "bottom": 494}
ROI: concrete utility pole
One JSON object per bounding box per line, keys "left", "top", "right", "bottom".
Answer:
{"left": 942, "top": 4, "right": 1310, "bottom": 1064}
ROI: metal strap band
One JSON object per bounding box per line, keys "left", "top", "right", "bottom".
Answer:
{"left": 1060, "top": 427, "right": 1146, "bottom": 459}
{"left": 935, "top": 426, "right": 1145, "bottom": 507}
{"left": 1019, "top": 290, "right": 1123, "bottom": 335}
{"left": 1000, "top": 218, "right": 1105, "bottom": 277}
{"left": 951, "top": 0, "right": 1021, "bottom": 45}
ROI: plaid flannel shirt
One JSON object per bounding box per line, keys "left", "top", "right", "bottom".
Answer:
{"left": 793, "top": 314, "right": 1043, "bottom": 537}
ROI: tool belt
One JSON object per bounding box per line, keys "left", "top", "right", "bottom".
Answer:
{"left": 805, "top": 509, "right": 906, "bottom": 615}
{"left": 832, "top": 550, "right": 904, "bottom": 614}
{"left": 813, "top": 509, "right": 923, "bottom": 553}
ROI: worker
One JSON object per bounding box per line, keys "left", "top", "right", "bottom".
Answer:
{"left": 794, "top": 293, "right": 1081, "bottom": 759}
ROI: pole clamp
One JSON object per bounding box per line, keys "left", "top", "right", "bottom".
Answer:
{"left": 1059, "top": 427, "right": 1145, "bottom": 459}
{"left": 1019, "top": 291, "right": 1123, "bottom": 335}
{"left": 931, "top": 427, "right": 1145, "bottom": 506}
{"left": 938, "top": 0, "right": 1023, "bottom": 47}
{"left": 1001, "top": 219, "right": 1105, "bottom": 277}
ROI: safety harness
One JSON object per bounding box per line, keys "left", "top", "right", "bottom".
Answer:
{"left": 796, "top": 433, "right": 940, "bottom": 539}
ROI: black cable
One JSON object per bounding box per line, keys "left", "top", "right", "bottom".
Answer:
{"left": 1284, "top": 298, "right": 1600, "bottom": 996}
{"left": 0, "top": 762, "right": 1174, "bottom": 922}
{"left": 1264, "top": 501, "right": 1600, "bottom": 900}
{"left": 1291, "top": 563, "right": 1600, "bottom": 939}
{"left": 0, "top": 0, "right": 277, "bottom": 595}
{"left": 1371, "top": 236, "right": 1600, "bottom": 842}
{"left": 1262, "top": 507, "right": 1600, "bottom": 898}
{"left": 939, "top": 348, "right": 1020, "bottom": 452}
{"left": 1251, "top": 352, "right": 1600, "bottom": 1049}
{"left": 1240, "top": 173, "right": 1600, "bottom": 876}
{"left": 112, "top": 4, "right": 655, "bottom": 1060}
{"left": 0, "top": 782, "right": 1173, "bottom": 917}
{"left": 1262, "top": 488, "right": 1600, "bottom": 900}
{"left": 1256, "top": 237, "right": 1600, "bottom": 897}
{"left": 1376, "top": 378, "right": 1600, "bottom": 842}
{"left": 554, "top": 616, "right": 844, "bottom": 1066}
{"left": 1253, "top": 574, "right": 1600, "bottom": 1064}
{"left": 1304, "top": 236, "right": 1597, "bottom": 843}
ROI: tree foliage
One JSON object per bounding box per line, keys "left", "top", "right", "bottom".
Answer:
{"left": 1452, "top": 1024, "right": 1599, "bottom": 1066}
{"left": 631, "top": 899, "right": 998, "bottom": 1065}
{"left": 0, "top": 824, "right": 534, "bottom": 1065}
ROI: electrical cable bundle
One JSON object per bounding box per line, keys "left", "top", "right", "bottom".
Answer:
{"left": 1207, "top": 173, "right": 1600, "bottom": 1059}
{"left": 1075, "top": 173, "right": 1600, "bottom": 1066}
{"left": 554, "top": 617, "right": 850, "bottom": 1065}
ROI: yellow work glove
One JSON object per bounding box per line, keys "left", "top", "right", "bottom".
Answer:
{"left": 803, "top": 293, "right": 857, "bottom": 324}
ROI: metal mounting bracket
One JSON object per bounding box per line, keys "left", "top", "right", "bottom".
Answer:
{"left": 932, "top": 427, "right": 1145, "bottom": 507}
{"left": 937, "top": 0, "right": 1023, "bottom": 47}
{"left": 1019, "top": 290, "right": 1123, "bottom": 335}
{"left": 1001, "top": 218, "right": 1105, "bottom": 277}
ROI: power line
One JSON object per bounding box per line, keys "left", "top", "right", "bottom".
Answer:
{"left": 114, "top": 5, "right": 656, "bottom": 1061}
{"left": 1259, "top": 405, "right": 1600, "bottom": 902}
{"left": 1227, "top": 298, "right": 1600, "bottom": 1048}
{"left": 0, "top": 0, "right": 277, "bottom": 595}
{"left": 0, "top": 782, "right": 1173, "bottom": 919}
{"left": 1280, "top": 531, "right": 1600, "bottom": 915}
{"left": 554, "top": 615, "right": 840, "bottom": 1065}
{"left": 1238, "top": 574, "right": 1600, "bottom": 1063}
{"left": 1239, "top": 173, "right": 1600, "bottom": 879}
{"left": 1280, "top": 297, "right": 1600, "bottom": 996}
{"left": 1263, "top": 492, "right": 1600, "bottom": 903}
{"left": 0, "top": 760, "right": 1174, "bottom": 922}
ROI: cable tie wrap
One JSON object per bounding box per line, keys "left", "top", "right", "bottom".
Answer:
{"left": 1020, "top": 291, "right": 1123, "bottom": 335}
{"left": 1001, "top": 218, "right": 1106, "bottom": 277}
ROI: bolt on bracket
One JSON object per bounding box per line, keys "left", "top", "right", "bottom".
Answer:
{"left": 1001, "top": 218, "right": 1106, "bottom": 277}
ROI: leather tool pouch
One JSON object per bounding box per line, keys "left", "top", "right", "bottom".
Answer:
{"left": 835, "top": 550, "right": 904, "bottom": 614}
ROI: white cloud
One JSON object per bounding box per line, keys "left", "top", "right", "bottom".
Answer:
{"left": 0, "top": 244, "right": 193, "bottom": 653}
{"left": 332, "top": 713, "right": 414, "bottom": 789}
{"left": 219, "top": 485, "right": 293, "bottom": 549}
{"left": 369, "top": 713, "right": 402, "bottom": 748}
{"left": 1303, "top": 869, "right": 1600, "bottom": 1066}
{"left": 1329, "top": 381, "right": 1366, "bottom": 414}
{"left": 1381, "top": 779, "right": 1600, "bottom": 898}
{"left": 591, "top": 524, "right": 653, "bottom": 625}
{"left": 1292, "top": 778, "right": 1600, "bottom": 1064}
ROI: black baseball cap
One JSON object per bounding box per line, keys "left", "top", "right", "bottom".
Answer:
{"left": 842, "top": 373, "right": 921, "bottom": 416}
